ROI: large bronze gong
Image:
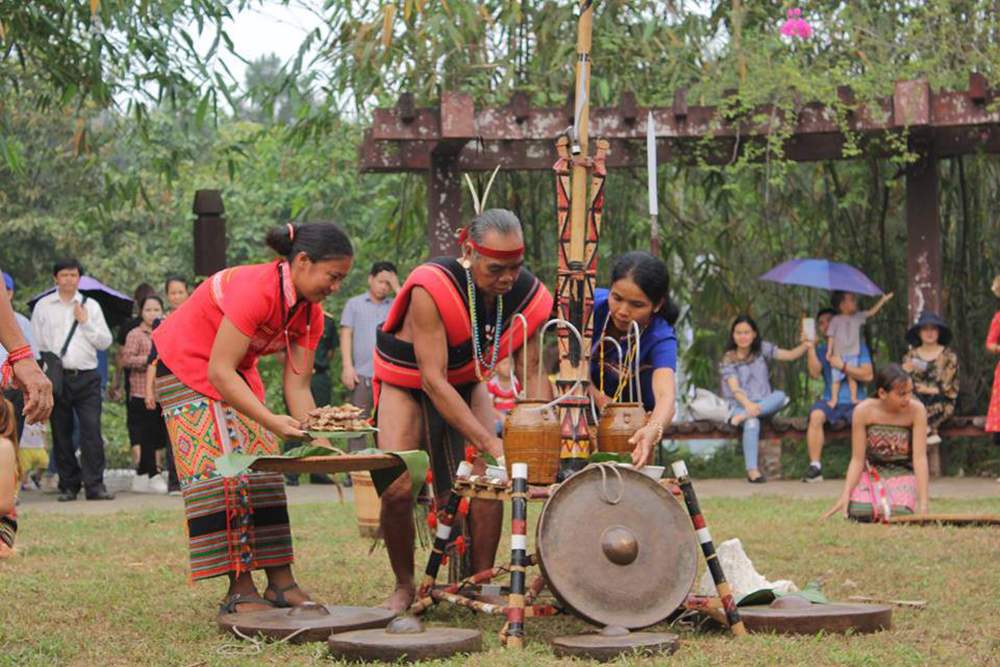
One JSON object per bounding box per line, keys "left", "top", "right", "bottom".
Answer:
{"left": 739, "top": 598, "right": 892, "bottom": 635}
{"left": 552, "top": 630, "right": 680, "bottom": 661}
{"left": 536, "top": 465, "right": 699, "bottom": 629}
{"left": 328, "top": 617, "right": 482, "bottom": 662}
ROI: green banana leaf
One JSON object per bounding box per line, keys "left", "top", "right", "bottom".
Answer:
{"left": 213, "top": 447, "right": 428, "bottom": 502}
{"left": 588, "top": 452, "right": 632, "bottom": 464}
{"left": 737, "top": 581, "right": 830, "bottom": 607}
{"left": 355, "top": 448, "right": 429, "bottom": 502}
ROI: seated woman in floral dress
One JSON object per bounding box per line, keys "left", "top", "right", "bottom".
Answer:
{"left": 901, "top": 312, "right": 958, "bottom": 446}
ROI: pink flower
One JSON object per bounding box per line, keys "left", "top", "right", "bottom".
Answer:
{"left": 780, "top": 8, "right": 813, "bottom": 39}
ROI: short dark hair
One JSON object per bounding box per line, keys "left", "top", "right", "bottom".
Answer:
{"left": 140, "top": 294, "right": 165, "bottom": 311}
{"left": 831, "top": 290, "right": 849, "bottom": 310}
{"left": 164, "top": 275, "right": 188, "bottom": 293}
{"left": 53, "top": 258, "right": 83, "bottom": 276}
{"left": 816, "top": 307, "right": 836, "bottom": 320}
{"left": 133, "top": 282, "right": 156, "bottom": 304}
{"left": 875, "top": 363, "right": 911, "bottom": 395}
{"left": 370, "top": 261, "right": 397, "bottom": 277}
{"left": 265, "top": 222, "right": 354, "bottom": 262}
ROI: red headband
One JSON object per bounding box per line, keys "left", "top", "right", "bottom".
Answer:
{"left": 456, "top": 227, "right": 524, "bottom": 260}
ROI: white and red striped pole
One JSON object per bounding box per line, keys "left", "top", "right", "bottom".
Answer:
{"left": 506, "top": 462, "right": 529, "bottom": 647}
{"left": 418, "top": 460, "right": 473, "bottom": 597}
{"left": 671, "top": 460, "right": 746, "bottom": 636}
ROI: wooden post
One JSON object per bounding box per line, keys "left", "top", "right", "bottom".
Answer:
{"left": 427, "top": 155, "right": 463, "bottom": 258}
{"left": 554, "top": 1, "right": 598, "bottom": 475}
{"left": 905, "top": 155, "right": 942, "bottom": 323}
{"left": 192, "top": 189, "right": 226, "bottom": 277}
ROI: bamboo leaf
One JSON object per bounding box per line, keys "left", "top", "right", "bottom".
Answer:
{"left": 381, "top": 4, "right": 396, "bottom": 51}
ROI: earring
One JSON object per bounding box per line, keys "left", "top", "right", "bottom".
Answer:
{"left": 459, "top": 256, "right": 471, "bottom": 270}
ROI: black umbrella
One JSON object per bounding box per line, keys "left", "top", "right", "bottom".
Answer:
{"left": 28, "top": 276, "right": 134, "bottom": 329}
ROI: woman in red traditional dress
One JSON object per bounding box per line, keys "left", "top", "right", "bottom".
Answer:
{"left": 986, "top": 274, "right": 1000, "bottom": 448}
{"left": 152, "top": 223, "right": 352, "bottom": 616}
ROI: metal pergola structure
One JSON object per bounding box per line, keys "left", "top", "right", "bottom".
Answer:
{"left": 359, "top": 73, "right": 1000, "bottom": 321}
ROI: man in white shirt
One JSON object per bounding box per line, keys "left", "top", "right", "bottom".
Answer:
{"left": 31, "top": 259, "right": 114, "bottom": 501}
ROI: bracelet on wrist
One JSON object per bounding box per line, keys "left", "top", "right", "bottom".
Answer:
{"left": 644, "top": 417, "right": 665, "bottom": 443}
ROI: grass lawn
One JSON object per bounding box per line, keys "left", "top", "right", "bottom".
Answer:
{"left": 2, "top": 495, "right": 1000, "bottom": 666}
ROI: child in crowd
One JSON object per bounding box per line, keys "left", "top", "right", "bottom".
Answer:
{"left": 487, "top": 356, "right": 521, "bottom": 436}
{"left": 1, "top": 397, "right": 20, "bottom": 558}
{"left": 827, "top": 290, "right": 893, "bottom": 407}
{"left": 17, "top": 421, "right": 48, "bottom": 490}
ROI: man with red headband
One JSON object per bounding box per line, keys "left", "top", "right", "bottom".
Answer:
{"left": 374, "top": 208, "right": 553, "bottom": 613}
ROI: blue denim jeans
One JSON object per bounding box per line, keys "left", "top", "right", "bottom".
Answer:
{"left": 730, "top": 390, "right": 789, "bottom": 471}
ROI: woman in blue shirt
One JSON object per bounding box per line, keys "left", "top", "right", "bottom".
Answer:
{"left": 590, "top": 252, "right": 679, "bottom": 467}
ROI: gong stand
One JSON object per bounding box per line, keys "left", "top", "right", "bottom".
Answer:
{"left": 411, "top": 460, "right": 743, "bottom": 657}
{"left": 410, "top": 465, "right": 562, "bottom": 648}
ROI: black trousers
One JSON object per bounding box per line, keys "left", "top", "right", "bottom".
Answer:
{"left": 2, "top": 388, "right": 25, "bottom": 439}
{"left": 51, "top": 370, "right": 105, "bottom": 493}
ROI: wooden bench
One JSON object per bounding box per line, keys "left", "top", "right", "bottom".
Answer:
{"left": 662, "top": 416, "right": 989, "bottom": 477}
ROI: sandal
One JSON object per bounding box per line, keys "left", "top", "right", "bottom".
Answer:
{"left": 218, "top": 592, "right": 273, "bottom": 616}
{"left": 264, "top": 582, "right": 310, "bottom": 608}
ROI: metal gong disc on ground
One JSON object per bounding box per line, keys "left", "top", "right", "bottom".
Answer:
{"left": 327, "top": 617, "right": 482, "bottom": 663}
{"left": 217, "top": 603, "right": 394, "bottom": 643}
{"left": 552, "top": 630, "right": 681, "bottom": 662}
{"left": 536, "top": 465, "right": 699, "bottom": 629}
{"left": 739, "top": 599, "right": 892, "bottom": 635}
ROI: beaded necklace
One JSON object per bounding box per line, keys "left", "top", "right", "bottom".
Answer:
{"left": 598, "top": 313, "right": 643, "bottom": 402}
{"left": 465, "top": 266, "right": 503, "bottom": 381}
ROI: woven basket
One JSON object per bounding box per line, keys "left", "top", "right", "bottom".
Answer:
{"left": 503, "top": 400, "right": 561, "bottom": 485}
{"left": 597, "top": 402, "right": 646, "bottom": 454}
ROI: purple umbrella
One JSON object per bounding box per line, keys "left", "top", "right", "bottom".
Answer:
{"left": 758, "top": 259, "right": 883, "bottom": 296}
{"left": 28, "top": 276, "right": 134, "bottom": 329}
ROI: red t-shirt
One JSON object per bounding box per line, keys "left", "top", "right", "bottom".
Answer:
{"left": 152, "top": 260, "right": 323, "bottom": 402}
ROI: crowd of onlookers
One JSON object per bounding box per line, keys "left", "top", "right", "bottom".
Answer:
{"left": 0, "top": 261, "right": 191, "bottom": 501}
{"left": 0, "top": 258, "right": 402, "bottom": 503}
{"left": 712, "top": 280, "right": 1000, "bottom": 483}
{"left": 2, "top": 259, "right": 999, "bottom": 520}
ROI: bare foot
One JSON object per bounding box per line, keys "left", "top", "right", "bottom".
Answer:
{"left": 221, "top": 591, "right": 273, "bottom": 614}
{"left": 380, "top": 585, "right": 416, "bottom": 615}
{"left": 264, "top": 583, "right": 313, "bottom": 607}
{"left": 730, "top": 413, "right": 748, "bottom": 427}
